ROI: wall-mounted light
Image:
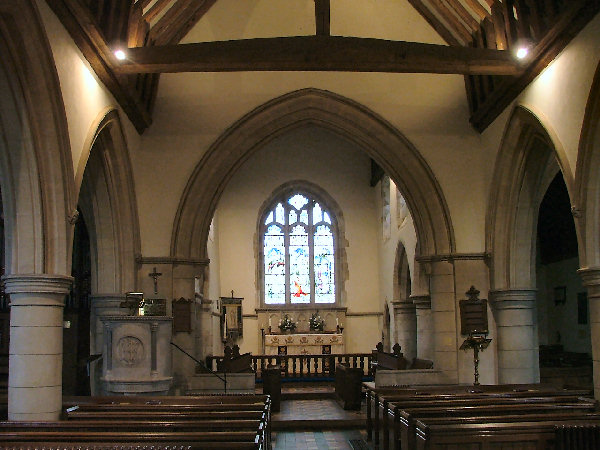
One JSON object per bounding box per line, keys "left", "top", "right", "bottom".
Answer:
{"left": 114, "top": 49, "right": 126, "bottom": 61}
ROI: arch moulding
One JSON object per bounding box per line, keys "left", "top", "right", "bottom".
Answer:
{"left": 575, "top": 61, "right": 600, "bottom": 270}
{"left": 171, "top": 88, "right": 454, "bottom": 263}
{"left": 0, "top": 0, "right": 75, "bottom": 276}
{"left": 486, "top": 105, "right": 571, "bottom": 291}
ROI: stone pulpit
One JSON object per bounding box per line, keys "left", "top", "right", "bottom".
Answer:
{"left": 100, "top": 315, "right": 173, "bottom": 394}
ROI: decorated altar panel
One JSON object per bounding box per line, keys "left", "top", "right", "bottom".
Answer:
{"left": 265, "top": 333, "right": 344, "bottom": 355}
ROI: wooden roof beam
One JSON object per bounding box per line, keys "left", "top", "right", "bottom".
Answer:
{"left": 428, "top": 0, "right": 474, "bottom": 43}
{"left": 444, "top": 0, "right": 480, "bottom": 32}
{"left": 408, "top": 0, "right": 462, "bottom": 46}
{"left": 314, "top": 0, "right": 331, "bottom": 36}
{"left": 157, "top": 0, "right": 219, "bottom": 45}
{"left": 143, "top": 0, "right": 174, "bottom": 23}
{"left": 116, "top": 36, "right": 521, "bottom": 75}
{"left": 147, "top": 0, "right": 193, "bottom": 43}
{"left": 463, "top": 0, "right": 490, "bottom": 20}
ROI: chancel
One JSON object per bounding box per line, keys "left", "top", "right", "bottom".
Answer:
{"left": 1, "top": 0, "right": 600, "bottom": 447}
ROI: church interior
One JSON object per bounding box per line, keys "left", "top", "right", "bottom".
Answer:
{"left": 1, "top": 0, "right": 600, "bottom": 448}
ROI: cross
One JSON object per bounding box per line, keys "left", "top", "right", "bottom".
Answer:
{"left": 148, "top": 267, "right": 162, "bottom": 294}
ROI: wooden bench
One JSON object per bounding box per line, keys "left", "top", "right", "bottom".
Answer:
{"left": 0, "top": 394, "right": 272, "bottom": 450}
{"left": 414, "top": 418, "right": 600, "bottom": 450}
{"left": 376, "top": 395, "right": 595, "bottom": 448}
{"left": 363, "top": 383, "right": 593, "bottom": 448}
{"left": 393, "top": 403, "right": 599, "bottom": 450}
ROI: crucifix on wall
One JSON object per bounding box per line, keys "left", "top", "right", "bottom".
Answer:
{"left": 148, "top": 267, "right": 162, "bottom": 294}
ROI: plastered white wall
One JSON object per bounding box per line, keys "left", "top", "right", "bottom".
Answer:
{"left": 36, "top": 0, "right": 140, "bottom": 186}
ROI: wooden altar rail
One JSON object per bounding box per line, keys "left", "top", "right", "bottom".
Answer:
{"left": 206, "top": 353, "right": 374, "bottom": 380}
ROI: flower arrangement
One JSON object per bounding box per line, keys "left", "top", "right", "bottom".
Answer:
{"left": 278, "top": 314, "right": 297, "bottom": 332}
{"left": 309, "top": 311, "right": 325, "bottom": 331}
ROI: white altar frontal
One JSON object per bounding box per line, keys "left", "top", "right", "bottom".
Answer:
{"left": 265, "top": 333, "right": 344, "bottom": 355}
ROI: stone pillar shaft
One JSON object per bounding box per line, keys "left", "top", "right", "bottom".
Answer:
{"left": 490, "top": 289, "right": 537, "bottom": 384}
{"left": 393, "top": 301, "right": 417, "bottom": 361}
{"left": 579, "top": 267, "right": 600, "bottom": 399}
{"left": 4, "top": 274, "right": 72, "bottom": 421}
{"left": 412, "top": 295, "right": 434, "bottom": 361}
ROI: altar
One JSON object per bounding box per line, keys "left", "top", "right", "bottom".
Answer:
{"left": 265, "top": 333, "right": 344, "bottom": 355}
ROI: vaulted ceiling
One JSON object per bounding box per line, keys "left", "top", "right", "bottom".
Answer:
{"left": 48, "top": 0, "right": 599, "bottom": 133}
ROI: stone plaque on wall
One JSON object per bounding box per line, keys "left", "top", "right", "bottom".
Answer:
{"left": 173, "top": 297, "right": 192, "bottom": 333}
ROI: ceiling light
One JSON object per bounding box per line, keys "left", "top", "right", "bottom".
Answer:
{"left": 114, "top": 49, "right": 126, "bottom": 61}
{"left": 516, "top": 47, "right": 529, "bottom": 60}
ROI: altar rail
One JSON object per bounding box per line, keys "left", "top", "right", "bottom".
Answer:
{"left": 206, "top": 353, "right": 374, "bottom": 381}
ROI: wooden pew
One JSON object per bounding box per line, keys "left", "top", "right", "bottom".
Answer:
{"left": 414, "top": 418, "right": 600, "bottom": 450}
{"left": 61, "top": 394, "right": 272, "bottom": 449}
{"left": 0, "top": 430, "right": 263, "bottom": 448}
{"left": 363, "top": 383, "right": 593, "bottom": 448}
{"left": 393, "top": 403, "right": 599, "bottom": 450}
{"left": 376, "top": 395, "right": 595, "bottom": 448}
{"left": 0, "top": 394, "right": 271, "bottom": 450}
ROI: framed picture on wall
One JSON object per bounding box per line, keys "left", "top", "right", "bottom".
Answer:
{"left": 554, "top": 286, "right": 566, "bottom": 305}
{"left": 578, "top": 292, "right": 588, "bottom": 325}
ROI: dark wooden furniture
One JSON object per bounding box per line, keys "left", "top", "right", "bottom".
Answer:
{"left": 0, "top": 394, "right": 272, "bottom": 450}
{"left": 334, "top": 363, "right": 363, "bottom": 410}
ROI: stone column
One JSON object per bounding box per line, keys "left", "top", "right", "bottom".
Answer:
{"left": 412, "top": 295, "right": 434, "bottom": 361}
{"left": 429, "top": 261, "right": 458, "bottom": 383}
{"left": 490, "top": 289, "right": 537, "bottom": 384}
{"left": 579, "top": 267, "right": 600, "bottom": 399}
{"left": 4, "top": 274, "right": 72, "bottom": 421}
{"left": 89, "top": 293, "right": 128, "bottom": 395}
{"left": 392, "top": 300, "right": 417, "bottom": 362}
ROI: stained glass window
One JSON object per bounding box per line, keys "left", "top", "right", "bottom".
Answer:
{"left": 262, "top": 191, "right": 336, "bottom": 305}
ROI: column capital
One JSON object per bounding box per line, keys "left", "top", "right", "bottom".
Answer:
{"left": 410, "top": 294, "right": 431, "bottom": 309}
{"left": 578, "top": 267, "right": 600, "bottom": 289}
{"left": 489, "top": 288, "right": 536, "bottom": 310}
{"left": 3, "top": 274, "right": 72, "bottom": 307}
{"left": 392, "top": 300, "right": 416, "bottom": 314}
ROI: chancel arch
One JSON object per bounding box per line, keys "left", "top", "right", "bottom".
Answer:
{"left": 486, "top": 105, "right": 576, "bottom": 384}
{"left": 171, "top": 88, "right": 454, "bottom": 263}
{"left": 0, "top": 0, "right": 75, "bottom": 420}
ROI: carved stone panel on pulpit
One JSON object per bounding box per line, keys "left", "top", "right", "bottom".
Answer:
{"left": 100, "top": 315, "right": 172, "bottom": 395}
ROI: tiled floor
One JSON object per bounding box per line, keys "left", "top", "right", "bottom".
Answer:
{"left": 274, "top": 399, "right": 365, "bottom": 421}
{"left": 272, "top": 429, "right": 370, "bottom": 449}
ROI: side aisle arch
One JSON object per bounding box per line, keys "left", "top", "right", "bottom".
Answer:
{"left": 486, "top": 105, "right": 573, "bottom": 384}
{"left": 576, "top": 61, "right": 600, "bottom": 399}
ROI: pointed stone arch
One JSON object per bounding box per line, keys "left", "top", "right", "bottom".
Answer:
{"left": 392, "top": 242, "right": 416, "bottom": 361}
{"left": 0, "top": 0, "right": 75, "bottom": 420}
{"left": 172, "top": 88, "right": 454, "bottom": 263}
{"left": 576, "top": 61, "right": 600, "bottom": 270}
{"left": 0, "top": 1, "right": 75, "bottom": 276}
{"left": 486, "top": 106, "right": 571, "bottom": 291}
{"left": 576, "top": 61, "right": 600, "bottom": 399}
{"left": 77, "top": 109, "right": 141, "bottom": 295}
{"left": 486, "top": 105, "right": 573, "bottom": 383}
